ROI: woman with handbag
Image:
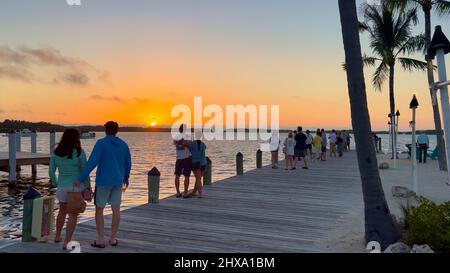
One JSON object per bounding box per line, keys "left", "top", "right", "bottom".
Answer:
{"left": 49, "top": 129, "right": 92, "bottom": 250}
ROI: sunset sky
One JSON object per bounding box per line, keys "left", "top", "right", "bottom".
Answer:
{"left": 1, "top": 0, "right": 450, "bottom": 130}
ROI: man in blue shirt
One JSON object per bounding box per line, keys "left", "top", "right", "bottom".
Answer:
{"left": 77, "top": 121, "right": 132, "bottom": 248}
{"left": 417, "top": 133, "right": 430, "bottom": 163}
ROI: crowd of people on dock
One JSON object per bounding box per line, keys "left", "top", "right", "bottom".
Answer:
{"left": 47, "top": 122, "right": 353, "bottom": 251}
{"left": 270, "top": 127, "right": 352, "bottom": 170}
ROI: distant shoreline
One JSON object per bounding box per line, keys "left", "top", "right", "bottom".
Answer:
{"left": 0, "top": 119, "right": 437, "bottom": 135}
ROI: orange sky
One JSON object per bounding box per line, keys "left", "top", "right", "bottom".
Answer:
{"left": 1, "top": 1, "right": 450, "bottom": 131}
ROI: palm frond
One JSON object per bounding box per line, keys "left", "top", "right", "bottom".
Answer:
{"left": 435, "top": 0, "right": 450, "bottom": 16}
{"left": 373, "top": 62, "right": 389, "bottom": 91}
{"left": 342, "top": 55, "right": 381, "bottom": 71}
{"left": 395, "top": 34, "right": 426, "bottom": 56}
{"left": 398, "top": 57, "right": 429, "bottom": 72}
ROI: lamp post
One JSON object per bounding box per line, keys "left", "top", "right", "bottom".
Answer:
{"left": 428, "top": 25, "right": 450, "bottom": 184}
{"left": 395, "top": 110, "right": 400, "bottom": 160}
{"left": 410, "top": 95, "right": 419, "bottom": 194}
{"left": 388, "top": 120, "right": 392, "bottom": 157}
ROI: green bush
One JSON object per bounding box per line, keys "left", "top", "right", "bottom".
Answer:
{"left": 403, "top": 197, "right": 450, "bottom": 252}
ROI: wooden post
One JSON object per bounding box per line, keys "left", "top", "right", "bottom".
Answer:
{"left": 50, "top": 130, "right": 56, "bottom": 154}
{"left": 236, "top": 152, "right": 244, "bottom": 176}
{"left": 22, "top": 199, "right": 34, "bottom": 242}
{"left": 15, "top": 130, "right": 21, "bottom": 152}
{"left": 8, "top": 131, "right": 17, "bottom": 186}
{"left": 22, "top": 187, "right": 42, "bottom": 242}
{"left": 203, "top": 157, "right": 212, "bottom": 186}
{"left": 15, "top": 130, "right": 22, "bottom": 173}
{"left": 256, "top": 149, "right": 262, "bottom": 169}
{"left": 31, "top": 130, "right": 37, "bottom": 175}
{"left": 378, "top": 138, "right": 382, "bottom": 153}
{"left": 148, "top": 167, "right": 160, "bottom": 204}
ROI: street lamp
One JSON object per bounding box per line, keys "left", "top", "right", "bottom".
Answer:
{"left": 410, "top": 95, "right": 419, "bottom": 194}
{"left": 395, "top": 110, "right": 400, "bottom": 160}
{"left": 428, "top": 25, "right": 450, "bottom": 185}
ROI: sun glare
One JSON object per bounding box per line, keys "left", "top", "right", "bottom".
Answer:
{"left": 150, "top": 122, "right": 157, "bottom": 127}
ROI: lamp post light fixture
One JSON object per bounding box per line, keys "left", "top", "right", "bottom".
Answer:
{"left": 410, "top": 95, "right": 419, "bottom": 194}
{"left": 428, "top": 25, "right": 450, "bottom": 185}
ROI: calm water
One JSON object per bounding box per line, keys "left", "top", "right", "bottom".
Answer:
{"left": 0, "top": 132, "right": 435, "bottom": 240}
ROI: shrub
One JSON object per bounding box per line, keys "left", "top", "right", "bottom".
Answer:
{"left": 403, "top": 197, "right": 450, "bottom": 252}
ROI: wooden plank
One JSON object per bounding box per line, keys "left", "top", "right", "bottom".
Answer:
{"left": 0, "top": 152, "right": 364, "bottom": 253}
{"left": 0, "top": 152, "right": 50, "bottom": 168}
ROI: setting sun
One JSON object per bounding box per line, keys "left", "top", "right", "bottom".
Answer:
{"left": 150, "top": 122, "right": 157, "bottom": 127}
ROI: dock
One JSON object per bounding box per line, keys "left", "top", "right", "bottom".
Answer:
{"left": 0, "top": 131, "right": 55, "bottom": 182}
{"left": 0, "top": 152, "right": 364, "bottom": 253}
{"left": 0, "top": 152, "right": 50, "bottom": 172}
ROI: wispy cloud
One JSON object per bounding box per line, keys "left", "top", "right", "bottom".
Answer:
{"left": 90, "top": 95, "right": 126, "bottom": 104}
{"left": 0, "top": 45, "right": 105, "bottom": 86}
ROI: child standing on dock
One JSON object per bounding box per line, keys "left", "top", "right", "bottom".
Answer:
{"left": 283, "top": 132, "right": 296, "bottom": 170}
{"left": 49, "top": 128, "right": 91, "bottom": 250}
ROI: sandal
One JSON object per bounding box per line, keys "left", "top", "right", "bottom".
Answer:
{"left": 176, "top": 193, "right": 183, "bottom": 198}
{"left": 91, "top": 241, "right": 106, "bottom": 249}
{"left": 109, "top": 239, "right": 119, "bottom": 247}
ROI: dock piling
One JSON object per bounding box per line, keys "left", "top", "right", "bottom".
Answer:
{"left": 8, "top": 131, "right": 17, "bottom": 185}
{"left": 204, "top": 157, "right": 212, "bottom": 186}
{"left": 236, "top": 152, "right": 244, "bottom": 176}
{"left": 31, "top": 130, "right": 37, "bottom": 175}
{"left": 148, "top": 167, "right": 160, "bottom": 204}
{"left": 49, "top": 131, "right": 56, "bottom": 154}
{"left": 15, "top": 130, "right": 21, "bottom": 152}
{"left": 256, "top": 149, "right": 262, "bottom": 169}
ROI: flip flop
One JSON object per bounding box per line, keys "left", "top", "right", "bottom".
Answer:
{"left": 91, "top": 241, "right": 106, "bottom": 249}
{"left": 176, "top": 193, "right": 183, "bottom": 198}
{"left": 109, "top": 239, "right": 119, "bottom": 247}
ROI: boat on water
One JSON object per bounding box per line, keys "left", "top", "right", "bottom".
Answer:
{"left": 20, "top": 129, "right": 33, "bottom": 137}
{"left": 80, "top": 131, "right": 96, "bottom": 139}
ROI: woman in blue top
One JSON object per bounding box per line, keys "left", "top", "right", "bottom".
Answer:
{"left": 183, "top": 133, "right": 206, "bottom": 198}
{"left": 49, "top": 129, "right": 91, "bottom": 249}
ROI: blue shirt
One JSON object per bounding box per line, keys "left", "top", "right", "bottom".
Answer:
{"left": 188, "top": 140, "right": 207, "bottom": 166}
{"left": 417, "top": 134, "right": 429, "bottom": 146}
{"left": 78, "top": 135, "right": 132, "bottom": 187}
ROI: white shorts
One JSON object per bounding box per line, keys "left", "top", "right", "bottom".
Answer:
{"left": 56, "top": 186, "right": 85, "bottom": 203}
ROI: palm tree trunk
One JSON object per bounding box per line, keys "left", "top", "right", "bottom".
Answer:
{"left": 424, "top": 8, "right": 447, "bottom": 171}
{"left": 389, "top": 65, "right": 396, "bottom": 159}
{"left": 338, "top": 0, "right": 400, "bottom": 249}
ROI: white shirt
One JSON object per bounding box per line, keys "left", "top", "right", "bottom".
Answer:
{"left": 329, "top": 133, "right": 337, "bottom": 144}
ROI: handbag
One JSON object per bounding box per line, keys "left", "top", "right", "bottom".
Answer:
{"left": 67, "top": 188, "right": 86, "bottom": 214}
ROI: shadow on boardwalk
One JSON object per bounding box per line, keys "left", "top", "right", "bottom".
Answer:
{"left": 1, "top": 152, "right": 365, "bottom": 253}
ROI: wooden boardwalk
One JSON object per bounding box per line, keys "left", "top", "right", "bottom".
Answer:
{"left": 0, "top": 152, "right": 50, "bottom": 172}
{"left": 0, "top": 152, "right": 364, "bottom": 253}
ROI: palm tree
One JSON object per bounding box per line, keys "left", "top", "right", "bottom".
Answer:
{"left": 386, "top": 0, "right": 450, "bottom": 171}
{"left": 338, "top": 0, "right": 401, "bottom": 249}
{"left": 359, "top": 3, "right": 428, "bottom": 159}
